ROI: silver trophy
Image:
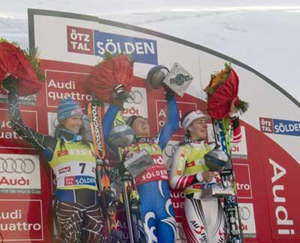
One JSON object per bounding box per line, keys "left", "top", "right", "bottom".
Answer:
{"left": 146, "top": 65, "right": 169, "bottom": 89}
{"left": 204, "top": 148, "right": 229, "bottom": 172}
{"left": 146, "top": 63, "right": 193, "bottom": 96}
{"left": 201, "top": 148, "right": 234, "bottom": 198}
{"left": 109, "top": 124, "right": 135, "bottom": 148}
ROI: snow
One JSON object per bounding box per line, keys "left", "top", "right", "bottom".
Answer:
{"left": 0, "top": 1, "right": 299, "bottom": 102}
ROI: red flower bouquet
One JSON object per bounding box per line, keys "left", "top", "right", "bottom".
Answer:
{"left": 86, "top": 54, "right": 133, "bottom": 104}
{"left": 0, "top": 40, "right": 43, "bottom": 96}
{"left": 204, "top": 63, "right": 248, "bottom": 120}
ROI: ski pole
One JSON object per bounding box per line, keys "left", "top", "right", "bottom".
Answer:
{"left": 121, "top": 172, "right": 135, "bottom": 243}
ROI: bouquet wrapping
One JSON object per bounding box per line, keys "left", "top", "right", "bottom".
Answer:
{"left": 0, "top": 40, "right": 43, "bottom": 96}
{"left": 204, "top": 63, "right": 248, "bottom": 119}
{"left": 86, "top": 54, "right": 133, "bottom": 104}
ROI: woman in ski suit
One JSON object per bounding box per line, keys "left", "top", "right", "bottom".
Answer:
{"left": 103, "top": 91, "right": 178, "bottom": 243}
{"left": 169, "top": 103, "right": 241, "bottom": 243}
{"left": 5, "top": 81, "right": 104, "bottom": 243}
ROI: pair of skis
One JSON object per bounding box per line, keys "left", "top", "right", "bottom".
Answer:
{"left": 212, "top": 118, "right": 244, "bottom": 243}
{"left": 87, "top": 100, "right": 122, "bottom": 243}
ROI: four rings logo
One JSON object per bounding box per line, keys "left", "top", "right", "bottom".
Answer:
{"left": 123, "top": 87, "right": 148, "bottom": 118}
{"left": 164, "top": 143, "right": 177, "bottom": 158}
{"left": 127, "top": 90, "right": 143, "bottom": 105}
{"left": 0, "top": 155, "right": 41, "bottom": 193}
{"left": 237, "top": 203, "right": 257, "bottom": 235}
{"left": 0, "top": 158, "right": 36, "bottom": 174}
{"left": 238, "top": 205, "right": 251, "bottom": 220}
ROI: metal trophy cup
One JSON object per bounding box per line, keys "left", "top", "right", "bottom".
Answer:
{"left": 201, "top": 148, "right": 235, "bottom": 198}
{"left": 146, "top": 63, "right": 193, "bottom": 96}
{"left": 109, "top": 124, "right": 135, "bottom": 148}
{"left": 146, "top": 65, "right": 169, "bottom": 89}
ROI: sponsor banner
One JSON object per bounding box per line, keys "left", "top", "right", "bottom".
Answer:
{"left": 260, "top": 117, "right": 300, "bottom": 137}
{"left": 63, "top": 175, "right": 96, "bottom": 187}
{"left": 123, "top": 87, "right": 148, "bottom": 119}
{"left": 170, "top": 189, "right": 186, "bottom": 221}
{"left": 45, "top": 69, "right": 92, "bottom": 108}
{"left": 234, "top": 164, "right": 252, "bottom": 199}
{"left": 67, "top": 26, "right": 94, "bottom": 55}
{"left": 0, "top": 199, "right": 43, "bottom": 241}
{"left": 238, "top": 203, "right": 257, "bottom": 238}
{"left": 259, "top": 117, "right": 274, "bottom": 133}
{"left": 0, "top": 154, "right": 41, "bottom": 194}
{"left": 0, "top": 93, "right": 37, "bottom": 106}
{"left": 67, "top": 26, "right": 158, "bottom": 65}
{"left": 0, "top": 109, "right": 38, "bottom": 149}
{"left": 156, "top": 100, "right": 198, "bottom": 139}
{"left": 264, "top": 157, "right": 300, "bottom": 239}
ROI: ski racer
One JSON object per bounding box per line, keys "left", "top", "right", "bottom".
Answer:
{"left": 103, "top": 90, "right": 178, "bottom": 243}
{"left": 169, "top": 101, "right": 241, "bottom": 243}
{"left": 4, "top": 80, "right": 104, "bottom": 243}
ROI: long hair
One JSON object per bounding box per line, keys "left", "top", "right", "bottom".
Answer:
{"left": 54, "top": 123, "right": 91, "bottom": 149}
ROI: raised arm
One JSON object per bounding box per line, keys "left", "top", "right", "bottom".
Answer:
{"left": 102, "top": 104, "right": 120, "bottom": 154}
{"left": 6, "top": 81, "right": 57, "bottom": 161}
{"left": 157, "top": 93, "right": 179, "bottom": 150}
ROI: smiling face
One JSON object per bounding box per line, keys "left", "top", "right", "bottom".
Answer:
{"left": 131, "top": 117, "right": 150, "bottom": 138}
{"left": 188, "top": 118, "right": 208, "bottom": 140}
{"left": 61, "top": 115, "right": 83, "bottom": 134}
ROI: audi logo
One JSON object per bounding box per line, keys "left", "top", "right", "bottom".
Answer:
{"left": 164, "top": 144, "right": 177, "bottom": 158}
{"left": 127, "top": 90, "right": 143, "bottom": 105}
{"left": 238, "top": 206, "right": 251, "bottom": 220}
{"left": 0, "top": 158, "right": 36, "bottom": 174}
